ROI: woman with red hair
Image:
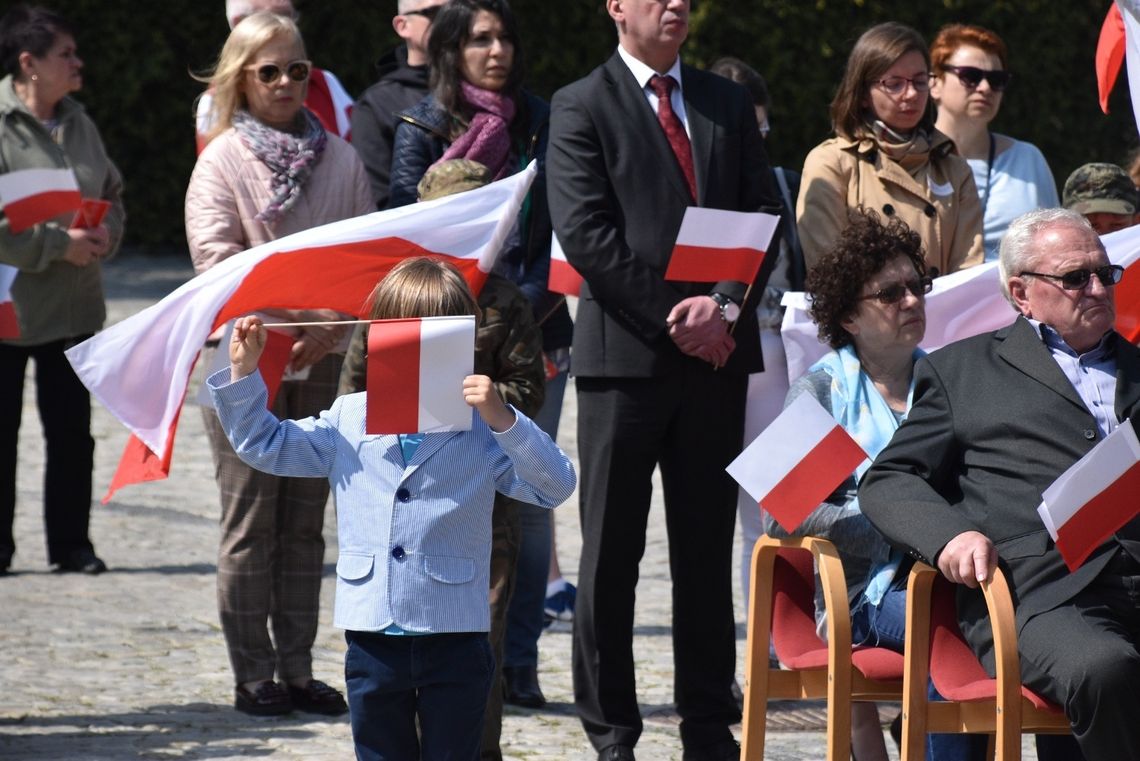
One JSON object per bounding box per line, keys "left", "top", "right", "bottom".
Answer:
{"left": 930, "top": 24, "right": 1057, "bottom": 260}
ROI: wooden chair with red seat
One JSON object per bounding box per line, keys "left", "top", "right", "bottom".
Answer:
{"left": 740, "top": 534, "right": 905, "bottom": 760}
{"left": 900, "top": 562, "right": 1070, "bottom": 761}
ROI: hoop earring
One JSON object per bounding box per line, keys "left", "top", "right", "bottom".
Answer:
{"left": 30, "top": 74, "right": 37, "bottom": 81}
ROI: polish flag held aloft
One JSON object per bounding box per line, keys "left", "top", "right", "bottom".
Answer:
{"left": 0, "top": 264, "right": 18, "bottom": 339}
{"left": 664, "top": 207, "right": 779, "bottom": 284}
{"left": 1038, "top": 418, "right": 1140, "bottom": 571}
{"left": 365, "top": 316, "right": 475, "bottom": 434}
{"left": 548, "top": 233, "right": 582, "bottom": 297}
{"left": 727, "top": 393, "right": 867, "bottom": 533}
{"left": 0, "top": 168, "right": 82, "bottom": 233}
{"left": 66, "top": 163, "right": 535, "bottom": 502}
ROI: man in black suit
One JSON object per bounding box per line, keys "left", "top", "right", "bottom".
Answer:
{"left": 860, "top": 208, "right": 1140, "bottom": 759}
{"left": 546, "top": 2, "right": 779, "bottom": 759}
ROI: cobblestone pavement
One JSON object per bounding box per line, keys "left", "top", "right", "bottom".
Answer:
{"left": 1, "top": 256, "right": 1039, "bottom": 760}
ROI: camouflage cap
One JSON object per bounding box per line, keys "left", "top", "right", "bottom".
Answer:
{"left": 1061, "top": 162, "right": 1139, "bottom": 216}
{"left": 417, "top": 159, "right": 492, "bottom": 202}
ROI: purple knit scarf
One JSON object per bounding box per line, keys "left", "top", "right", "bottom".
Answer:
{"left": 233, "top": 108, "right": 327, "bottom": 224}
{"left": 434, "top": 81, "right": 516, "bottom": 180}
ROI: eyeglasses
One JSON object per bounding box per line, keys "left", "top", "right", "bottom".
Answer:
{"left": 404, "top": 5, "right": 441, "bottom": 21}
{"left": 872, "top": 74, "right": 932, "bottom": 96}
{"left": 1018, "top": 265, "right": 1124, "bottom": 290}
{"left": 860, "top": 276, "right": 933, "bottom": 305}
{"left": 940, "top": 65, "right": 1012, "bottom": 93}
{"left": 245, "top": 59, "right": 311, "bottom": 85}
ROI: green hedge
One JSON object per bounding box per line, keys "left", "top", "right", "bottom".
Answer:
{"left": 35, "top": 0, "right": 1137, "bottom": 248}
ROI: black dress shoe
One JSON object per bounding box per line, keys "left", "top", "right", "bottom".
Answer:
{"left": 235, "top": 680, "right": 292, "bottom": 716}
{"left": 503, "top": 665, "right": 546, "bottom": 708}
{"left": 598, "top": 745, "right": 636, "bottom": 761}
{"left": 55, "top": 549, "right": 106, "bottom": 575}
{"left": 287, "top": 679, "right": 348, "bottom": 715}
{"left": 682, "top": 739, "right": 740, "bottom": 761}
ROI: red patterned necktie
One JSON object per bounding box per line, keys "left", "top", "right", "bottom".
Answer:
{"left": 649, "top": 74, "right": 696, "bottom": 201}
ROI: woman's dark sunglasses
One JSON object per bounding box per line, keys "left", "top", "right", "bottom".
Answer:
{"left": 860, "top": 276, "right": 934, "bottom": 305}
{"left": 1019, "top": 265, "right": 1125, "bottom": 290}
{"left": 247, "top": 59, "right": 311, "bottom": 85}
{"left": 941, "top": 65, "right": 1011, "bottom": 92}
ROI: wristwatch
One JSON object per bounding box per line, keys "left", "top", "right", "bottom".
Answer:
{"left": 709, "top": 292, "right": 741, "bottom": 323}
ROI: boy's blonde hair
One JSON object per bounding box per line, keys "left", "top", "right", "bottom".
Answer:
{"left": 367, "top": 257, "right": 480, "bottom": 320}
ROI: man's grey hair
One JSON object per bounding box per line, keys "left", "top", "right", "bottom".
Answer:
{"left": 997, "top": 208, "right": 1100, "bottom": 304}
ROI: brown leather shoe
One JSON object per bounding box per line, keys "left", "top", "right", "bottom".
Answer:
{"left": 287, "top": 679, "right": 348, "bottom": 716}
{"left": 234, "top": 680, "right": 292, "bottom": 716}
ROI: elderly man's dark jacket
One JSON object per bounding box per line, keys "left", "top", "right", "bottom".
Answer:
{"left": 860, "top": 316, "right": 1140, "bottom": 668}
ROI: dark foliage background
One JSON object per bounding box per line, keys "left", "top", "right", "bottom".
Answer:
{"left": 22, "top": 0, "right": 1136, "bottom": 249}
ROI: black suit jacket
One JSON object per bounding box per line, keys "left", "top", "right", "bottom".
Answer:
{"left": 860, "top": 316, "right": 1140, "bottom": 666}
{"left": 546, "top": 52, "right": 780, "bottom": 377}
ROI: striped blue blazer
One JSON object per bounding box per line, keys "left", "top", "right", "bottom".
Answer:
{"left": 208, "top": 369, "right": 576, "bottom": 633}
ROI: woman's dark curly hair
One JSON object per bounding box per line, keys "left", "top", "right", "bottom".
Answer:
{"left": 806, "top": 208, "right": 928, "bottom": 349}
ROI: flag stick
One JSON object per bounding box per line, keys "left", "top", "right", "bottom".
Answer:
{"left": 260, "top": 319, "right": 373, "bottom": 328}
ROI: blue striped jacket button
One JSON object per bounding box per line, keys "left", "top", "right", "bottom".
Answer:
{"left": 391, "top": 546, "right": 406, "bottom": 561}
{"left": 396, "top": 487, "right": 411, "bottom": 502}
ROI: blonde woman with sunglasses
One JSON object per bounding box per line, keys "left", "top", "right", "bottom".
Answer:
{"left": 931, "top": 24, "right": 1058, "bottom": 261}
{"left": 798, "top": 22, "right": 984, "bottom": 278}
{"left": 185, "top": 10, "right": 372, "bottom": 718}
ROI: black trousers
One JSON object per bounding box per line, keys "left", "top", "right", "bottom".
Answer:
{"left": 0, "top": 337, "right": 95, "bottom": 565}
{"left": 572, "top": 366, "right": 746, "bottom": 752}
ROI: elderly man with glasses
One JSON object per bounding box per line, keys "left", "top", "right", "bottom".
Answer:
{"left": 860, "top": 207, "right": 1140, "bottom": 760}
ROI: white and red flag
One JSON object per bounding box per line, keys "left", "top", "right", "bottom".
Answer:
{"left": 0, "top": 168, "right": 82, "bottom": 233}
{"left": 548, "top": 233, "right": 582, "bottom": 297}
{"left": 727, "top": 392, "right": 867, "bottom": 533}
{"left": 365, "top": 316, "right": 475, "bottom": 434}
{"left": 66, "top": 163, "right": 535, "bottom": 502}
{"left": 1038, "top": 418, "right": 1140, "bottom": 571}
{"left": 664, "top": 207, "right": 779, "bottom": 283}
{"left": 0, "top": 264, "right": 18, "bottom": 339}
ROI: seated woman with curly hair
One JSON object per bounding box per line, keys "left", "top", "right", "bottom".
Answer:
{"left": 762, "top": 208, "right": 935, "bottom": 761}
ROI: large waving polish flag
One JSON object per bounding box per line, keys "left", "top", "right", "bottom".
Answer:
{"left": 0, "top": 264, "right": 18, "bottom": 339}
{"left": 727, "top": 392, "right": 867, "bottom": 533}
{"left": 780, "top": 223, "right": 1140, "bottom": 383}
{"left": 365, "top": 316, "right": 475, "bottom": 434}
{"left": 1039, "top": 419, "right": 1140, "bottom": 571}
{"left": 664, "top": 207, "right": 779, "bottom": 283}
{"left": 0, "top": 168, "right": 82, "bottom": 233}
{"left": 66, "top": 164, "right": 535, "bottom": 501}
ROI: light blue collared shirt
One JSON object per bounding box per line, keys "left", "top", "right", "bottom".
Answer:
{"left": 1029, "top": 319, "right": 1118, "bottom": 438}
{"left": 615, "top": 44, "right": 690, "bottom": 137}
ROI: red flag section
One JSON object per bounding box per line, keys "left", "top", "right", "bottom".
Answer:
{"left": 259, "top": 329, "right": 296, "bottom": 409}
{"left": 366, "top": 319, "right": 422, "bottom": 434}
{"left": 1097, "top": 3, "right": 1126, "bottom": 114}
{"left": 0, "top": 264, "right": 18, "bottom": 340}
{"left": 761, "top": 425, "right": 868, "bottom": 531}
{"left": 1055, "top": 460, "right": 1140, "bottom": 570}
{"left": 548, "top": 234, "right": 582, "bottom": 297}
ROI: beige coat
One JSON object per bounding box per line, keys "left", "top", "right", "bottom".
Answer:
{"left": 185, "top": 127, "right": 373, "bottom": 274}
{"left": 797, "top": 131, "right": 984, "bottom": 276}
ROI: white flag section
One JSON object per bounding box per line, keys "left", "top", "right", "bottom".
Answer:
{"left": 727, "top": 393, "right": 867, "bottom": 532}
{"left": 0, "top": 167, "right": 81, "bottom": 233}
{"left": 65, "top": 164, "right": 535, "bottom": 495}
{"left": 548, "top": 232, "right": 582, "bottom": 297}
{"left": 1118, "top": 1, "right": 1140, "bottom": 136}
{"left": 1038, "top": 418, "right": 1140, "bottom": 571}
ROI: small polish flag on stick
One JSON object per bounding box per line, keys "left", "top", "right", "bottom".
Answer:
{"left": 365, "top": 315, "right": 475, "bottom": 434}
{"left": 548, "top": 233, "right": 582, "bottom": 297}
{"left": 727, "top": 393, "right": 867, "bottom": 533}
{"left": 0, "top": 264, "right": 18, "bottom": 339}
{"left": 1038, "top": 418, "right": 1140, "bottom": 571}
{"left": 664, "top": 207, "right": 779, "bottom": 283}
{"left": 0, "top": 168, "right": 82, "bottom": 233}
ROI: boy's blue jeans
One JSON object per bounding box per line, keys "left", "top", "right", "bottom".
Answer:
{"left": 345, "top": 630, "right": 494, "bottom": 761}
